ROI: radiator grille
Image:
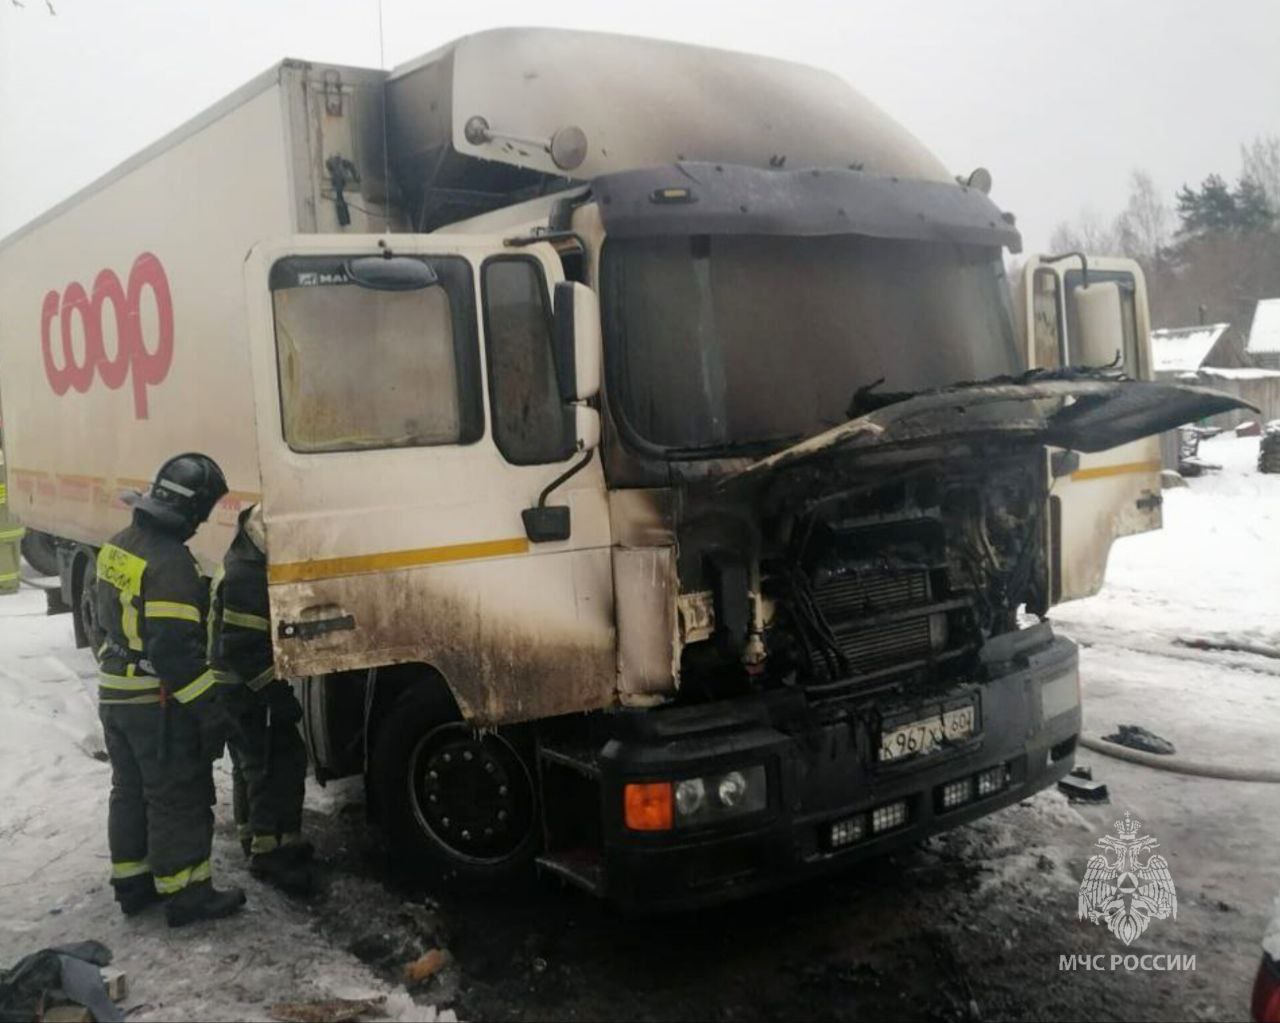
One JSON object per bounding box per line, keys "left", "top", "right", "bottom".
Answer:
{"left": 832, "top": 616, "right": 935, "bottom": 672}
{"left": 807, "top": 569, "right": 938, "bottom": 678}
{"left": 813, "top": 571, "right": 928, "bottom": 617}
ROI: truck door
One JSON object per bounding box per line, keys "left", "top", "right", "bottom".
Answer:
{"left": 1019, "top": 255, "right": 1161, "bottom": 602}
{"left": 243, "top": 235, "right": 615, "bottom": 725}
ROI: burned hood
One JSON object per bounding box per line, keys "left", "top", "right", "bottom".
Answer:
{"left": 729, "top": 377, "right": 1255, "bottom": 483}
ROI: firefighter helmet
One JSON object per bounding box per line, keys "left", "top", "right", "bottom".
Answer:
{"left": 129, "top": 453, "right": 228, "bottom": 532}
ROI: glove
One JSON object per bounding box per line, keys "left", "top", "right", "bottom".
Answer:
{"left": 265, "top": 680, "right": 303, "bottom": 726}
{"left": 189, "top": 694, "right": 234, "bottom": 761}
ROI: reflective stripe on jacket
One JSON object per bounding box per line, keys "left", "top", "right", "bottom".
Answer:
{"left": 96, "top": 513, "right": 215, "bottom": 704}
{"left": 209, "top": 506, "right": 274, "bottom": 691}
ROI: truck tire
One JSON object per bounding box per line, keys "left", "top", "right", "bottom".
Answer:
{"left": 369, "top": 682, "right": 539, "bottom": 885}
{"left": 20, "top": 530, "right": 60, "bottom": 577}
{"left": 72, "top": 554, "right": 104, "bottom": 654}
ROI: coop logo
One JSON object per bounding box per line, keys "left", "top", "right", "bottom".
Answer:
{"left": 40, "top": 252, "right": 174, "bottom": 419}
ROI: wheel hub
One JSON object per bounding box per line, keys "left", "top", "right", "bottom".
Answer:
{"left": 410, "top": 726, "right": 533, "bottom": 862}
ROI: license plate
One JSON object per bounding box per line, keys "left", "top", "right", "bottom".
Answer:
{"left": 879, "top": 705, "right": 976, "bottom": 762}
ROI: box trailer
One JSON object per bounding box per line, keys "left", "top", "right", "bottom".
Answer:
{"left": 0, "top": 28, "right": 1247, "bottom": 909}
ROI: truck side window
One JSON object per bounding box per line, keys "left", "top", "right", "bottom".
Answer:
{"left": 482, "top": 258, "right": 571, "bottom": 465}
{"left": 1032, "top": 268, "right": 1064, "bottom": 369}
{"left": 1063, "top": 269, "right": 1140, "bottom": 375}
{"left": 269, "top": 256, "right": 482, "bottom": 453}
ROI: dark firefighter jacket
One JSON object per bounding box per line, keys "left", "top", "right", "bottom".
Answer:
{"left": 209, "top": 507, "right": 273, "bottom": 690}
{"left": 95, "top": 513, "right": 216, "bottom": 706}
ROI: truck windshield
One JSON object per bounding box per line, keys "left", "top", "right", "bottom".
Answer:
{"left": 601, "top": 234, "right": 1020, "bottom": 454}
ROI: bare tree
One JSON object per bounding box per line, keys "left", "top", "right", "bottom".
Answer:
{"left": 1241, "top": 135, "right": 1280, "bottom": 210}
{"left": 1049, "top": 208, "right": 1121, "bottom": 256}
{"left": 1115, "top": 170, "right": 1171, "bottom": 267}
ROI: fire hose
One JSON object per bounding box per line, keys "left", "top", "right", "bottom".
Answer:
{"left": 1080, "top": 734, "right": 1280, "bottom": 783}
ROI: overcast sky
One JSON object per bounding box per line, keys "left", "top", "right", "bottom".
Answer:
{"left": 2, "top": 0, "right": 1278, "bottom": 252}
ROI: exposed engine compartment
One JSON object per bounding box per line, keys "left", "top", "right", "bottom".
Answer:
{"left": 674, "top": 448, "right": 1050, "bottom": 704}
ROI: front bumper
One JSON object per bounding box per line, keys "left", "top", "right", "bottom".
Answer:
{"left": 595, "top": 626, "right": 1080, "bottom": 912}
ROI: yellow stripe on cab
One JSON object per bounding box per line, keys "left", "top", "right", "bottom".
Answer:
{"left": 1070, "top": 459, "right": 1162, "bottom": 482}
{"left": 267, "top": 536, "right": 530, "bottom": 585}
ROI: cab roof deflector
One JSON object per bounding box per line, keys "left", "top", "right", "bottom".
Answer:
{"left": 594, "top": 162, "right": 1022, "bottom": 252}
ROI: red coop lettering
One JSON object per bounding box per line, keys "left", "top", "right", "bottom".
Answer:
{"left": 40, "top": 252, "right": 174, "bottom": 419}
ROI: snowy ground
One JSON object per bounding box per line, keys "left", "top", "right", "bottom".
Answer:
{"left": 0, "top": 591, "right": 452, "bottom": 1022}
{"left": 1055, "top": 434, "right": 1280, "bottom": 770}
{"left": 1, "top": 433, "right": 1277, "bottom": 1022}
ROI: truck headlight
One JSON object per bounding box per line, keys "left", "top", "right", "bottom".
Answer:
{"left": 625, "top": 765, "right": 767, "bottom": 831}
{"left": 675, "top": 765, "right": 766, "bottom": 825}
{"left": 717, "top": 771, "right": 749, "bottom": 809}
{"left": 674, "top": 778, "right": 706, "bottom": 817}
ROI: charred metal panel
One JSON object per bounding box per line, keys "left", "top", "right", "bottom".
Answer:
{"left": 269, "top": 547, "right": 616, "bottom": 726}
{"left": 607, "top": 488, "right": 675, "bottom": 548}
{"left": 729, "top": 377, "right": 1256, "bottom": 485}
{"left": 612, "top": 546, "right": 678, "bottom": 700}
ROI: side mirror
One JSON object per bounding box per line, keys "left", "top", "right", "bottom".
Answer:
{"left": 553, "top": 281, "right": 602, "bottom": 401}
{"left": 521, "top": 505, "right": 570, "bottom": 543}
{"left": 523, "top": 283, "right": 601, "bottom": 544}
{"left": 1071, "top": 281, "right": 1125, "bottom": 368}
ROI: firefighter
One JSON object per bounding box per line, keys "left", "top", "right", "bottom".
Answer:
{"left": 96, "top": 453, "right": 247, "bottom": 927}
{"left": 210, "top": 503, "right": 314, "bottom": 895}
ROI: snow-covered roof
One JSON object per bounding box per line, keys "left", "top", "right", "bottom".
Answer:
{"left": 1247, "top": 299, "right": 1280, "bottom": 354}
{"left": 1150, "top": 323, "right": 1229, "bottom": 373}
{"left": 1197, "top": 366, "right": 1280, "bottom": 381}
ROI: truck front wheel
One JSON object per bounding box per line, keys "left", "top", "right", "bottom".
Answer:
{"left": 20, "top": 530, "right": 60, "bottom": 577}
{"left": 369, "top": 683, "right": 539, "bottom": 885}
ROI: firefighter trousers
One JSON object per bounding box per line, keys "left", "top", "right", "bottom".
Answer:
{"left": 225, "top": 681, "right": 307, "bottom": 854}
{"left": 99, "top": 701, "right": 215, "bottom": 894}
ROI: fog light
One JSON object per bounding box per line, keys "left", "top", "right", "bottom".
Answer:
{"left": 675, "top": 778, "right": 706, "bottom": 817}
{"left": 976, "top": 764, "right": 1009, "bottom": 797}
{"left": 717, "top": 771, "right": 747, "bottom": 809}
{"left": 829, "top": 815, "right": 867, "bottom": 849}
{"left": 940, "top": 778, "right": 974, "bottom": 810}
{"left": 871, "top": 799, "right": 909, "bottom": 834}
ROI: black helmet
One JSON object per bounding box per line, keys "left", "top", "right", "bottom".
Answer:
{"left": 129, "top": 453, "right": 228, "bottom": 532}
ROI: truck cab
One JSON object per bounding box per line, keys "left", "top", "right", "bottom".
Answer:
{"left": 1, "top": 27, "right": 1245, "bottom": 911}
{"left": 236, "top": 30, "right": 1245, "bottom": 909}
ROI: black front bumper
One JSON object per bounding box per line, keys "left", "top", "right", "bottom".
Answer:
{"left": 594, "top": 627, "right": 1080, "bottom": 912}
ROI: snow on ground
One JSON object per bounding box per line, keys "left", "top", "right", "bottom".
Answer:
{"left": 1055, "top": 434, "right": 1280, "bottom": 645}
{"left": 0, "top": 590, "right": 450, "bottom": 1022}
{"left": 1052, "top": 434, "right": 1280, "bottom": 770}
{"left": 0, "top": 433, "right": 1276, "bottom": 1021}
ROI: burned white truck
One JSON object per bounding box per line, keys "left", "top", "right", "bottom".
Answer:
{"left": 0, "top": 28, "right": 1246, "bottom": 909}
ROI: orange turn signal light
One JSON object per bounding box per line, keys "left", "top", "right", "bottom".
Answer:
{"left": 624, "top": 781, "right": 673, "bottom": 831}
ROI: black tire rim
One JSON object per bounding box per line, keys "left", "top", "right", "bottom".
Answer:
{"left": 407, "top": 723, "right": 535, "bottom": 865}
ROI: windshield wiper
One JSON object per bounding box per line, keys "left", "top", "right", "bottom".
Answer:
{"left": 845, "top": 376, "right": 916, "bottom": 418}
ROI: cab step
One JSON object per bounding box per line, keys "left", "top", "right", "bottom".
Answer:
{"left": 538, "top": 740, "right": 601, "bottom": 779}
{"left": 536, "top": 848, "right": 605, "bottom": 895}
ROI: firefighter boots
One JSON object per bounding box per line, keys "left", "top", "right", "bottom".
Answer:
{"left": 249, "top": 845, "right": 315, "bottom": 896}
{"left": 165, "top": 881, "right": 247, "bottom": 927}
